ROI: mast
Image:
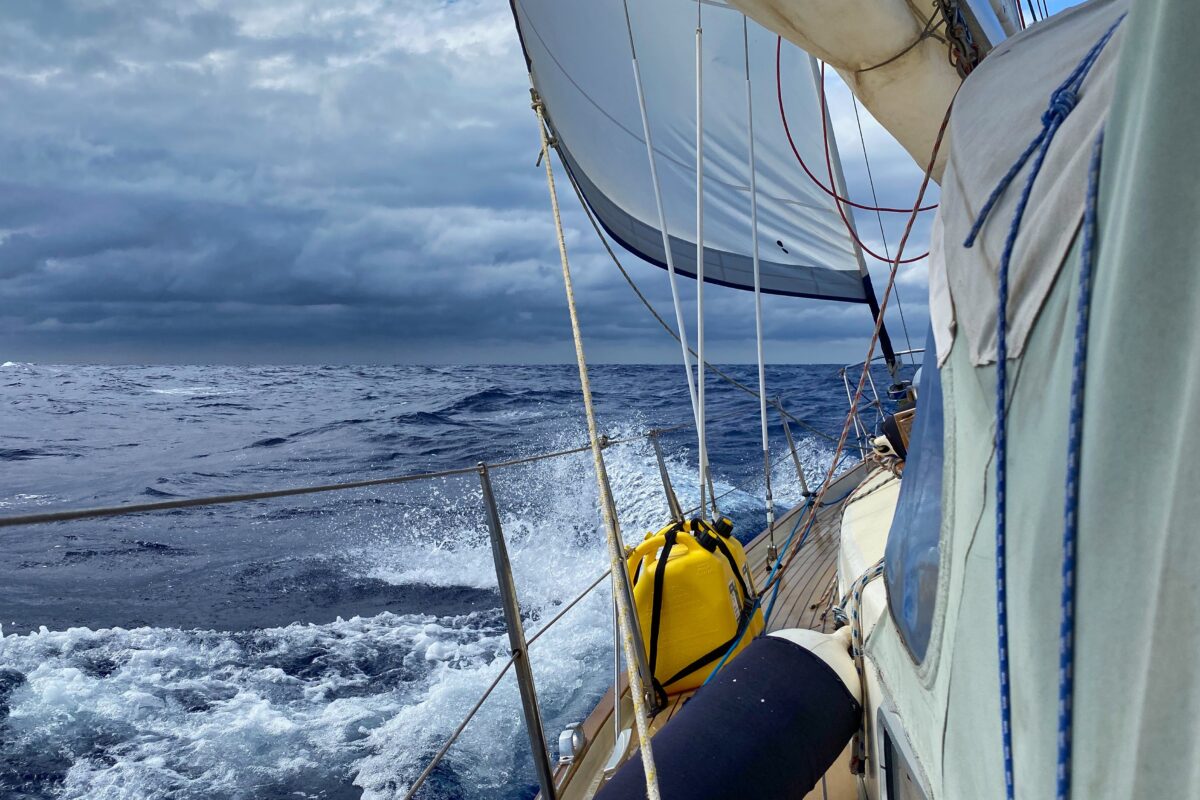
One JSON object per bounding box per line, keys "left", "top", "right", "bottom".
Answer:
{"left": 805, "top": 55, "right": 899, "bottom": 377}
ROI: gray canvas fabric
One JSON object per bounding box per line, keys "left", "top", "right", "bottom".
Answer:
{"left": 870, "top": 236, "right": 1079, "bottom": 797}
{"left": 929, "top": 0, "right": 1128, "bottom": 366}
{"left": 1072, "top": 0, "right": 1200, "bottom": 793}
{"left": 869, "top": 0, "right": 1200, "bottom": 796}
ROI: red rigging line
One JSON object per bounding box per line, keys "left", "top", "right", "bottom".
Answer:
{"left": 816, "top": 61, "right": 931, "bottom": 264}
{"left": 775, "top": 37, "right": 938, "bottom": 216}
{"left": 761, "top": 96, "right": 952, "bottom": 599}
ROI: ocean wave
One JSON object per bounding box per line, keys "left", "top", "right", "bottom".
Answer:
{"left": 1, "top": 361, "right": 36, "bottom": 371}
{"left": 0, "top": 362, "right": 895, "bottom": 798}
{"left": 0, "top": 613, "right": 516, "bottom": 799}
{"left": 0, "top": 447, "right": 81, "bottom": 461}
{"left": 148, "top": 386, "right": 235, "bottom": 397}
{"left": 437, "top": 386, "right": 575, "bottom": 417}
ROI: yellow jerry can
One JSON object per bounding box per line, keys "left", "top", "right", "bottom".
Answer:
{"left": 626, "top": 517, "right": 764, "bottom": 695}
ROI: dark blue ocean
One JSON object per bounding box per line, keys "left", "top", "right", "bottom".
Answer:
{"left": 0, "top": 362, "right": 901, "bottom": 799}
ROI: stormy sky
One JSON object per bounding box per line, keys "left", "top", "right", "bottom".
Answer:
{"left": 0, "top": 1, "right": 1069, "bottom": 365}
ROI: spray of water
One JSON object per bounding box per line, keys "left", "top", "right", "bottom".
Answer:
{"left": 0, "top": 419, "right": 840, "bottom": 799}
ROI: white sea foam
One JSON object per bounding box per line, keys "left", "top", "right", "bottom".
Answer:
{"left": 0, "top": 614, "right": 513, "bottom": 799}
{"left": 0, "top": 416, "right": 840, "bottom": 799}
{"left": 148, "top": 386, "right": 235, "bottom": 396}
{"left": 0, "top": 361, "right": 36, "bottom": 372}
{"left": 0, "top": 493, "right": 53, "bottom": 509}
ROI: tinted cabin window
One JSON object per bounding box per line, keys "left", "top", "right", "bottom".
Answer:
{"left": 883, "top": 327, "right": 944, "bottom": 663}
{"left": 882, "top": 721, "right": 930, "bottom": 800}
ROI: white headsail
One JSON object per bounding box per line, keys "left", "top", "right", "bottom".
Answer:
{"left": 511, "top": 0, "right": 869, "bottom": 303}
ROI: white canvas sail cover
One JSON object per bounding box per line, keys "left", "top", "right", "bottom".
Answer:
{"left": 863, "top": 0, "right": 1200, "bottom": 797}
{"left": 511, "top": 0, "right": 868, "bottom": 303}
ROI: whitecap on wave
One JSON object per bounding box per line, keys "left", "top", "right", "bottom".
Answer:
{"left": 147, "top": 386, "right": 236, "bottom": 396}
{"left": 0, "top": 612, "right": 525, "bottom": 799}
{"left": 0, "top": 400, "right": 843, "bottom": 799}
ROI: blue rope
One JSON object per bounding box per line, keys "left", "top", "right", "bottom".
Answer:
{"left": 962, "top": 17, "right": 1123, "bottom": 800}
{"left": 761, "top": 466, "right": 860, "bottom": 626}
{"left": 1056, "top": 129, "right": 1103, "bottom": 800}
{"left": 963, "top": 15, "right": 1125, "bottom": 250}
{"left": 762, "top": 498, "right": 811, "bottom": 626}
{"left": 760, "top": 481, "right": 857, "bottom": 622}
{"left": 703, "top": 597, "right": 762, "bottom": 687}
{"left": 702, "top": 468, "right": 861, "bottom": 688}
{"left": 702, "top": 504, "right": 805, "bottom": 688}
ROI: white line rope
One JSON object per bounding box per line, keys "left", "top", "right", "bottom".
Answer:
{"left": 557, "top": 162, "right": 842, "bottom": 447}
{"left": 620, "top": 0, "right": 701, "bottom": 453}
{"left": 743, "top": 15, "right": 776, "bottom": 547}
{"left": 808, "top": 55, "right": 900, "bottom": 381}
{"left": 695, "top": 1, "right": 712, "bottom": 517}
{"left": 850, "top": 93, "right": 916, "bottom": 364}
{"left": 531, "top": 91, "right": 662, "bottom": 800}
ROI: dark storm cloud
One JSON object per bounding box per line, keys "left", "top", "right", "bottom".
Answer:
{"left": 0, "top": 0, "right": 928, "bottom": 364}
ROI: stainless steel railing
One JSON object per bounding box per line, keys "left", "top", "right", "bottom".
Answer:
{"left": 838, "top": 348, "right": 925, "bottom": 456}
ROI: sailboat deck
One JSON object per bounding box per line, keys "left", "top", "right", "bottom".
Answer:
{"left": 552, "top": 465, "right": 864, "bottom": 798}
{"left": 747, "top": 493, "right": 843, "bottom": 635}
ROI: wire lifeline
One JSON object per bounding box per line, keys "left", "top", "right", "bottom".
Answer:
{"left": 402, "top": 653, "right": 518, "bottom": 800}
{"left": 678, "top": 442, "right": 793, "bottom": 520}
{"left": 559, "top": 160, "right": 840, "bottom": 445}
{"left": 743, "top": 14, "right": 777, "bottom": 550}
{"left": 0, "top": 433, "right": 662, "bottom": 529}
{"left": 530, "top": 91, "right": 662, "bottom": 800}
{"left": 620, "top": 0, "right": 702, "bottom": 457}
{"left": 851, "top": 93, "right": 917, "bottom": 362}
{"left": 402, "top": 567, "right": 611, "bottom": 800}
{"left": 962, "top": 16, "right": 1124, "bottom": 800}
{"left": 695, "top": 1, "right": 713, "bottom": 517}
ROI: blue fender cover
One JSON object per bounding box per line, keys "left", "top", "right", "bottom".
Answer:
{"left": 596, "top": 635, "right": 861, "bottom": 800}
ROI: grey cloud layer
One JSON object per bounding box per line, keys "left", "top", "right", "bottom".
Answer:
{"left": 0, "top": 0, "right": 928, "bottom": 364}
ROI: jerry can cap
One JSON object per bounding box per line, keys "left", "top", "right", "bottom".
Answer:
{"left": 713, "top": 516, "right": 734, "bottom": 538}
{"left": 688, "top": 517, "right": 718, "bottom": 552}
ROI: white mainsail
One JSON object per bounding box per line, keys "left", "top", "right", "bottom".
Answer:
{"left": 511, "top": 0, "right": 869, "bottom": 303}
